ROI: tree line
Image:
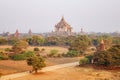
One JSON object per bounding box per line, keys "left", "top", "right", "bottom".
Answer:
{"left": 0, "top": 35, "right": 119, "bottom": 46}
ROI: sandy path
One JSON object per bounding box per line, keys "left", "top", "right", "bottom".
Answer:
{"left": 0, "top": 62, "right": 79, "bottom": 80}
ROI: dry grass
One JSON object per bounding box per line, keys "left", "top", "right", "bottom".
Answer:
{"left": 0, "top": 60, "right": 32, "bottom": 75}
{"left": 0, "top": 45, "right": 68, "bottom": 54}
{"left": 11, "top": 66, "right": 120, "bottom": 80}
{"left": 27, "top": 46, "right": 68, "bottom": 54}
{"left": 0, "top": 45, "right": 12, "bottom": 49}
{"left": 0, "top": 57, "right": 80, "bottom": 75}
{"left": 0, "top": 45, "right": 70, "bottom": 75}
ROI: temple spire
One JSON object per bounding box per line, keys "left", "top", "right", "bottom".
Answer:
{"left": 99, "top": 40, "right": 105, "bottom": 51}
{"left": 81, "top": 28, "right": 83, "bottom": 33}
{"left": 28, "top": 29, "right": 32, "bottom": 36}
{"left": 61, "top": 16, "right": 65, "bottom": 21}
{"left": 100, "top": 40, "right": 104, "bottom": 44}
{"left": 14, "top": 29, "right": 19, "bottom": 38}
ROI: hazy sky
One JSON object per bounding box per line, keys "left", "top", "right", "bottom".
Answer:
{"left": 0, "top": 0, "right": 120, "bottom": 33}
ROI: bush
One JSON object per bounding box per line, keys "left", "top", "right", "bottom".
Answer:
{"left": 79, "top": 58, "right": 89, "bottom": 65}
{"left": 48, "top": 49, "right": 58, "bottom": 57}
{"left": 0, "top": 53, "right": 9, "bottom": 60}
{"left": 85, "top": 55, "right": 93, "bottom": 63}
{"left": 22, "top": 51, "right": 35, "bottom": 57}
{"left": 66, "top": 50, "right": 79, "bottom": 57}
{"left": 4, "top": 48, "right": 11, "bottom": 52}
{"left": 11, "top": 40, "right": 28, "bottom": 53}
{"left": 10, "top": 54, "right": 26, "bottom": 60}
{"left": 93, "top": 44, "right": 120, "bottom": 66}
{"left": 41, "top": 48, "right": 45, "bottom": 52}
{"left": 0, "top": 55, "right": 9, "bottom": 60}
{"left": 57, "top": 54, "right": 62, "bottom": 57}
{"left": 34, "top": 47, "right": 40, "bottom": 51}
{"left": 91, "top": 48, "right": 95, "bottom": 51}
{"left": 26, "top": 56, "right": 46, "bottom": 73}
{"left": 69, "top": 35, "right": 91, "bottom": 53}
{"left": 11, "top": 51, "right": 35, "bottom": 60}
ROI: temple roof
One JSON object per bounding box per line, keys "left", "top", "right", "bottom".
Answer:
{"left": 100, "top": 40, "right": 104, "bottom": 44}
{"left": 55, "top": 16, "right": 72, "bottom": 29}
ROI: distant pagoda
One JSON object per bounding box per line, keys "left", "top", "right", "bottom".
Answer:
{"left": 14, "top": 29, "right": 19, "bottom": 38}
{"left": 53, "top": 16, "right": 72, "bottom": 34}
{"left": 28, "top": 29, "right": 32, "bottom": 36}
{"left": 99, "top": 40, "right": 105, "bottom": 51}
{"left": 96, "top": 40, "right": 105, "bottom": 51}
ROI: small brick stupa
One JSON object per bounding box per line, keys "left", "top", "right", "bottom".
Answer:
{"left": 14, "top": 29, "right": 19, "bottom": 38}
{"left": 28, "top": 29, "right": 32, "bottom": 36}
{"left": 100, "top": 40, "right": 105, "bottom": 51}
{"left": 97, "top": 40, "right": 105, "bottom": 51}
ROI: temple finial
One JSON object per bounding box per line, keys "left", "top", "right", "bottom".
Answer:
{"left": 100, "top": 40, "right": 104, "bottom": 44}
{"left": 61, "top": 15, "right": 64, "bottom": 21}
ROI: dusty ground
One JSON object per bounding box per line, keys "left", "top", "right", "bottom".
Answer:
{"left": 0, "top": 45, "right": 68, "bottom": 55}
{"left": 0, "top": 45, "right": 81, "bottom": 75}
{"left": 0, "top": 57, "right": 80, "bottom": 75}
{"left": 11, "top": 66, "right": 120, "bottom": 80}
{"left": 27, "top": 46, "right": 68, "bottom": 54}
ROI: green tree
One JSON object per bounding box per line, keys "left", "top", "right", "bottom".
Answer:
{"left": 96, "top": 35, "right": 113, "bottom": 49}
{"left": 11, "top": 51, "right": 35, "bottom": 60}
{"left": 26, "top": 56, "right": 46, "bottom": 73}
{"left": 26, "top": 37, "right": 33, "bottom": 45}
{"left": 8, "top": 37, "right": 18, "bottom": 45}
{"left": 48, "top": 49, "right": 59, "bottom": 57}
{"left": 112, "top": 37, "right": 120, "bottom": 44}
{"left": 66, "top": 50, "right": 79, "bottom": 57}
{"left": 94, "top": 44, "right": 120, "bottom": 66}
{"left": 45, "top": 36, "right": 59, "bottom": 46}
{"left": 0, "top": 52, "right": 9, "bottom": 60}
{"left": 0, "top": 37, "right": 8, "bottom": 45}
{"left": 79, "top": 58, "right": 89, "bottom": 65}
{"left": 32, "top": 35, "right": 45, "bottom": 46}
{"left": 69, "top": 35, "right": 91, "bottom": 54}
{"left": 11, "top": 40, "right": 28, "bottom": 53}
{"left": 94, "top": 51, "right": 112, "bottom": 66}
{"left": 34, "top": 47, "right": 40, "bottom": 51}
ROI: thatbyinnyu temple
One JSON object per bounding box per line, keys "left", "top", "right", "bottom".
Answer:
{"left": 53, "top": 16, "right": 73, "bottom": 34}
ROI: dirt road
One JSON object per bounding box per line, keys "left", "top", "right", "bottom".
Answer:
{"left": 0, "top": 62, "right": 79, "bottom": 80}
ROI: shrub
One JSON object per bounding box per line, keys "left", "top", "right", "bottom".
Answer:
{"left": 22, "top": 51, "right": 35, "bottom": 57}
{"left": 10, "top": 54, "right": 25, "bottom": 60}
{"left": 57, "top": 54, "right": 62, "bottom": 57}
{"left": 4, "top": 48, "right": 11, "bottom": 52}
{"left": 91, "top": 48, "right": 95, "bottom": 51}
{"left": 11, "top": 51, "right": 35, "bottom": 60}
{"left": 0, "top": 52, "right": 9, "bottom": 60}
{"left": 11, "top": 40, "right": 28, "bottom": 53}
{"left": 41, "top": 48, "right": 45, "bottom": 52}
{"left": 69, "top": 35, "right": 91, "bottom": 53}
{"left": 85, "top": 55, "right": 93, "bottom": 63}
{"left": 66, "top": 50, "right": 79, "bottom": 57}
{"left": 93, "top": 44, "right": 120, "bottom": 66}
{"left": 79, "top": 58, "right": 89, "bottom": 65}
{"left": 48, "top": 49, "right": 58, "bottom": 57}
{"left": 0, "top": 54, "right": 9, "bottom": 60}
{"left": 26, "top": 56, "right": 46, "bottom": 73}
{"left": 34, "top": 47, "right": 40, "bottom": 51}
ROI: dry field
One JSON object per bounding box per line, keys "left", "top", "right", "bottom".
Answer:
{"left": 11, "top": 66, "right": 120, "bottom": 80}
{"left": 0, "top": 45, "right": 12, "bottom": 49}
{"left": 27, "top": 46, "right": 68, "bottom": 55}
{"left": 0, "top": 57, "right": 80, "bottom": 75}
{"left": 0, "top": 45, "right": 80, "bottom": 75}
{"left": 0, "top": 45, "right": 68, "bottom": 54}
